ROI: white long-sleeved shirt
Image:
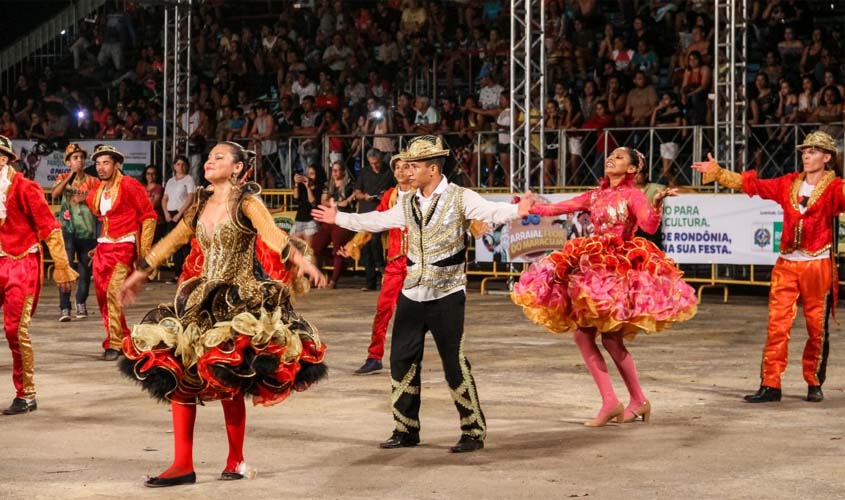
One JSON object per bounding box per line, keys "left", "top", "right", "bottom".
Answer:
{"left": 335, "top": 176, "right": 519, "bottom": 301}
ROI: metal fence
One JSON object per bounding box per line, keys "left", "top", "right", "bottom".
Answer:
{"left": 314, "top": 122, "right": 844, "bottom": 190}
{"left": 68, "top": 122, "right": 845, "bottom": 194}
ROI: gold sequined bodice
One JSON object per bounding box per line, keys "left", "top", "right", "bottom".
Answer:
{"left": 197, "top": 219, "right": 256, "bottom": 282}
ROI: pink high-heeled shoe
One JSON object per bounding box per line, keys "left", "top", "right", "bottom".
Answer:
{"left": 584, "top": 403, "right": 624, "bottom": 427}
{"left": 622, "top": 400, "right": 651, "bottom": 423}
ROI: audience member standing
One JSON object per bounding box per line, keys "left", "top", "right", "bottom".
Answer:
{"left": 162, "top": 155, "right": 196, "bottom": 282}
{"left": 354, "top": 149, "right": 395, "bottom": 291}
{"left": 51, "top": 144, "right": 99, "bottom": 322}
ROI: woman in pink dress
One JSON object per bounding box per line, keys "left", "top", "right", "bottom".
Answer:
{"left": 512, "top": 147, "right": 697, "bottom": 426}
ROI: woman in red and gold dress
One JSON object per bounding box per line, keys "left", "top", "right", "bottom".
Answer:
{"left": 512, "top": 148, "right": 697, "bottom": 426}
{"left": 119, "top": 142, "right": 327, "bottom": 487}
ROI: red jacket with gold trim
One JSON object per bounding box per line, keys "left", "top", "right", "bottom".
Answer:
{"left": 0, "top": 169, "right": 60, "bottom": 259}
{"left": 86, "top": 171, "right": 157, "bottom": 252}
{"left": 377, "top": 186, "right": 408, "bottom": 263}
{"left": 741, "top": 170, "right": 845, "bottom": 256}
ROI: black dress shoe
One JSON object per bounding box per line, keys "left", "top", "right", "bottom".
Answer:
{"left": 354, "top": 358, "right": 383, "bottom": 375}
{"left": 379, "top": 432, "right": 420, "bottom": 449}
{"left": 144, "top": 471, "right": 196, "bottom": 488}
{"left": 102, "top": 348, "right": 121, "bottom": 361}
{"left": 807, "top": 385, "right": 824, "bottom": 402}
{"left": 3, "top": 397, "right": 37, "bottom": 415}
{"left": 450, "top": 435, "right": 484, "bottom": 453}
{"left": 220, "top": 471, "right": 245, "bottom": 481}
{"left": 743, "top": 385, "right": 782, "bottom": 403}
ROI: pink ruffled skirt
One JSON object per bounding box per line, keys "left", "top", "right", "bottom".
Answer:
{"left": 512, "top": 235, "right": 697, "bottom": 337}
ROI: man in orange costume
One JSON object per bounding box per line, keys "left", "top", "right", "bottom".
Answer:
{"left": 86, "top": 145, "right": 157, "bottom": 361}
{"left": 0, "top": 135, "right": 78, "bottom": 415}
{"left": 694, "top": 131, "right": 843, "bottom": 403}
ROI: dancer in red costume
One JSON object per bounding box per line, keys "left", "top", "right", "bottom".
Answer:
{"left": 513, "top": 147, "right": 697, "bottom": 426}
{"left": 693, "top": 130, "right": 842, "bottom": 403}
{"left": 0, "top": 135, "right": 78, "bottom": 415}
{"left": 119, "top": 142, "right": 327, "bottom": 487}
{"left": 86, "top": 145, "right": 157, "bottom": 360}
{"left": 340, "top": 153, "right": 412, "bottom": 374}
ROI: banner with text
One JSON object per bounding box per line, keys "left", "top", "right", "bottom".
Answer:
{"left": 661, "top": 194, "right": 783, "bottom": 265}
{"left": 475, "top": 193, "right": 783, "bottom": 265}
{"left": 12, "top": 140, "right": 151, "bottom": 188}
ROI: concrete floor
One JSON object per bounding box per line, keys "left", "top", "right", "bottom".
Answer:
{"left": 1, "top": 278, "right": 844, "bottom": 500}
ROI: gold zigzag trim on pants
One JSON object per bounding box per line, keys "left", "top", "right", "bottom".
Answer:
{"left": 391, "top": 362, "right": 421, "bottom": 432}
{"left": 458, "top": 337, "right": 487, "bottom": 438}
{"left": 18, "top": 295, "right": 36, "bottom": 398}
{"left": 457, "top": 338, "right": 486, "bottom": 437}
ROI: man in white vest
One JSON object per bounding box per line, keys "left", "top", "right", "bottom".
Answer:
{"left": 314, "top": 135, "right": 534, "bottom": 453}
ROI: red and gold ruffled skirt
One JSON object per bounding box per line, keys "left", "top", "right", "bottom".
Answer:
{"left": 512, "top": 235, "right": 697, "bottom": 337}
{"left": 120, "top": 279, "right": 326, "bottom": 406}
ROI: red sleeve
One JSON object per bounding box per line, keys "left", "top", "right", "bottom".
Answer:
{"left": 531, "top": 190, "right": 593, "bottom": 217}
{"left": 628, "top": 188, "right": 661, "bottom": 235}
{"left": 831, "top": 179, "right": 845, "bottom": 216}
{"left": 741, "top": 171, "right": 791, "bottom": 206}
{"left": 126, "top": 177, "right": 158, "bottom": 222}
{"left": 377, "top": 187, "right": 394, "bottom": 212}
{"left": 20, "top": 178, "right": 60, "bottom": 240}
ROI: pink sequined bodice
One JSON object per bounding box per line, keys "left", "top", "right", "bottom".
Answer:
{"left": 530, "top": 182, "right": 660, "bottom": 239}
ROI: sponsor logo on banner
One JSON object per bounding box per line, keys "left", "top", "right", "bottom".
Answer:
{"left": 772, "top": 221, "right": 783, "bottom": 251}
{"left": 752, "top": 224, "right": 772, "bottom": 251}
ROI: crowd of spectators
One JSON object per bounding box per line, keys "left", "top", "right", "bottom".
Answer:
{"left": 3, "top": 0, "right": 845, "bottom": 188}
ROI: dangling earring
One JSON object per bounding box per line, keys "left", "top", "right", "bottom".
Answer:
{"left": 229, "top": 172, "right": 239, "bottom": 186}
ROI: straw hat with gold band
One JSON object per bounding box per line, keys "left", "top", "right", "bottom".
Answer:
{"left": 399, "top": 135, "right": 451, "bottom": 162}
{"left": 0, "top": 135, "right": 18, "bottom": 162}
{"left": 796, "top": 130, "right": 838, "bottom": 155}
{"left": 91, "top": 144, "right": 125, "bottom": 163}
{"left": 64, "top": 143, "right": 88, "bottom": 162}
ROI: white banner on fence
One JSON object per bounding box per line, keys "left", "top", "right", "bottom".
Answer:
{"left": 661, "top": 194, "right": 783, "bottom": 265}
{"left": 475, "top": 193, "right": 783, "bottom": 265}
{"left": 12, "top": 140, "right": 151, "bottom": 188}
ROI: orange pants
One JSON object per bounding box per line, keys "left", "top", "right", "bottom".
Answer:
{"left": 761, "top": 257, "right": 832, "bottom": 389}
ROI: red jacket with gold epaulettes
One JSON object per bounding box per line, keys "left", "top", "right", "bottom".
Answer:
{"left": 0, "top": 168, "right": 60, "bottom": 259}
{"left": 86, "top": 170, "right": 158, "bottom": 255}
{"left": 741, "top": 170, "right": 845, "bottom": 256}
{"left": 343, "top": 186, "right": 409, "bottom": 264}
{"left": 377, "top": 186, "right": 408, "bottom": 262}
